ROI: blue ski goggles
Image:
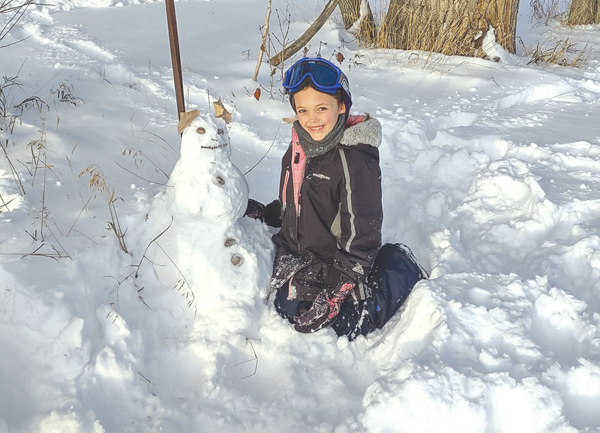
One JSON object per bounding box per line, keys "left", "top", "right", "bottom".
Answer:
{"left": 283, "top": 57, "right": 348, "bottom": 95}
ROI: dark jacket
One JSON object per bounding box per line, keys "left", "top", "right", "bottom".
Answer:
{"left": 270, "top": 115, "right": 383, "bottom": 302}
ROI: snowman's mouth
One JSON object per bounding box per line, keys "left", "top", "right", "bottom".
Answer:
{"left": 201, "top": 142, "right": 228, "bottom": 150}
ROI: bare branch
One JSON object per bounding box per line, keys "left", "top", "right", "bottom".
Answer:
{"left": 253, "top": 0, "right": 272, "bottom": 80}
{"left": 269, "top": 0, "right": 340, "bottom": 66}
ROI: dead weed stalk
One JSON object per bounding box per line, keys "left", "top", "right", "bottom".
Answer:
{"left": 80, "top": 164, "right": 129, "bottom": 253}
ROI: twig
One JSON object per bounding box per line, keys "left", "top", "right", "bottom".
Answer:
{"left": 115, "top": 161, "right": 169, "bottom": 187}
{"left": 39, "top": 148, "right": 48, "bottom": 240}
{"left": 0, "top": 34, "right": 29, "bottom": 49}
{"left": 134, "top": 217, "right": 175, "bottom": 277}
{"left": 253, "top": 0, "right": 272, "bottom": 81}
{"left": 65, "top": 196, "right": 92, "bottom": 237}
{"left": 107, "top": 191, "right": 128, "bottom": 253}
{"left": 0, "top": 243, "right": 67, "bottom": 261}
{"left": 140, "top": 125, "right": 178, "bottom": 155}
{"left": 0, "top": 194, "right": 17, "bottom": 212}
{"left": 238, "top": 338, "right": 260, "bottom": 379}
{"left": 244, "top": 124, "right": 280, "bottom": 176}
{"left": 269, "top": 0, "right": 340, "bottom": 66}
{"left": 132, "top": 218, "right": 197, "bottom": 317}
{"left": 1, "top": 139, "right": 25, "bottom": 195}
{"left": 138, "top": 371, "right": 155, "bottom": 386}
{"left": 0, "top": 0, "right": 35, "bottom": 44}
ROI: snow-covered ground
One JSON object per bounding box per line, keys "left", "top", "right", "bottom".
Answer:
{"left": 1, "top": 0, "right": 600, "bottom": 431}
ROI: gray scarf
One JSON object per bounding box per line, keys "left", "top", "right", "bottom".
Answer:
{"left": 293, "top": 114, "right": 346, "bottom": 158}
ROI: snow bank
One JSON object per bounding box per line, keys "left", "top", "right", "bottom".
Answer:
{"left": 1, "top": 0, "right": 600, "bottom": 431}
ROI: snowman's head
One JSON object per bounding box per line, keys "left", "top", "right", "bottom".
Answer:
{"left": 180, "top": 112, "right": 231, "bottom": 163}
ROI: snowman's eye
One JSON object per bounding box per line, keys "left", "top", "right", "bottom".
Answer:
{"left": 217, "top": 128, "right": 224, "bottom": 135}
{"left": 196, "top": 127, "right": 206, "bottom": 134}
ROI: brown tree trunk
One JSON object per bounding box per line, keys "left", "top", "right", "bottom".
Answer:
{"left": 568, "top": 0, "right": 600, "bottom": 25}
{"left": 378, "top": 0, "right": 519, "bottom": 57}
{"left": 338, "top": 0, "right": 377, "bottom": 45}
{"left": 477, "top": 0, "right": 519, "bottom": 54}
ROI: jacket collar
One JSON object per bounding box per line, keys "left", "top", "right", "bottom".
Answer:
{"left": 340, "top": 115, "right": 382, "bottom": 148}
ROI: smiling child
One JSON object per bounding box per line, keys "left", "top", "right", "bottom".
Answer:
{"left": 247, "top": 57, "right": 426, "bottom": 339}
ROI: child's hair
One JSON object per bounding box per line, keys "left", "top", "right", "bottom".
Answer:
{"left": 289, "top": 79, "right": 345, "bottom": 113}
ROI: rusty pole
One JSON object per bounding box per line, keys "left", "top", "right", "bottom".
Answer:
{"left": 165, "top": 0, "right": 185, "bottom": 119}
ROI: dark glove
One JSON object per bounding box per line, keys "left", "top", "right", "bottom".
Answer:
{"left": 244, "top": 198, "right": 265, "bottom": 221}
{"left": 263, "top": 199, "right": 282, "bottom": 228}
{"left": 294, "top": 282, "right": 354, "bottom": 333}
{"left": 244, "top": 199, "right": 265, "bottom": 220}
{"left": 244, "top": 199, "right": 281, "bottom": 228}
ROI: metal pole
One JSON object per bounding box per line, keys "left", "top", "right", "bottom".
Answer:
{"left": 165, "top": 0, "right": 185, "bottom": 119}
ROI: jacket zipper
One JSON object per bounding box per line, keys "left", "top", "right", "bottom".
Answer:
{"left": 282, "top": 169, "right": 290, "bottom": 210}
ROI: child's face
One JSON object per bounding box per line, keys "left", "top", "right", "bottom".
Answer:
{"left": 293, "top": 86, "right": 345, "bottom": 141}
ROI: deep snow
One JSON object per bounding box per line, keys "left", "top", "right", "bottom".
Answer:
{"left": 1, "top": 0, "right": 600, "bottom": 432}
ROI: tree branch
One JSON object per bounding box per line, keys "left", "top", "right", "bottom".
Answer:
{"left": 269, "top": 0, "right": 340, "bottom": 66}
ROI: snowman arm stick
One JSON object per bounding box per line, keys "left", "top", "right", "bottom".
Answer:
{"left": 244, "top": 124, "right": 281, "bottom": 176}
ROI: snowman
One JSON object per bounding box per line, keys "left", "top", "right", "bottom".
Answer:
{"left": 133, "top": 109, "right": 272, "bottom": 339}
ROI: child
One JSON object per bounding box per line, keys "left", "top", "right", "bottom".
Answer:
{"left": 247, "top": 57, "right": 426, "bottom": 340}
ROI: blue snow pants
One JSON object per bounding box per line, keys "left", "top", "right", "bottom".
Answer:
{"left": 274, "top": 243, "right": 427, "bottom": 340}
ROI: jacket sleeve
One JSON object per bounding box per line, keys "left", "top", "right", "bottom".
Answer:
{"left": 325, "top": 148, "right": 383, "bottom": 292}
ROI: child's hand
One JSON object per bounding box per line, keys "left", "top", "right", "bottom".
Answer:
{"left": 263, "top": 200, "right": 282, "bottom": 228}
{"left": 244, "top": 198, "right": 265, "bottom": 220}
{"left": 244, "top": 199, "right": 281, "bottom": 227}
{"left": 294, "top": 283, "right": 354, "bottom": 333}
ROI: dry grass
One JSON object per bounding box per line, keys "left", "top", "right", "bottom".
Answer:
{"left": 530, "top": 0, "right": 568, "bottom": 25}
{"left": 526, "top": 39, "right": 591, "bottom": 67}
{"left": 1, "top": 98, "right": 72, "bottom": 259}
{"left": 131, "top": 218, "right": 198, "bottom": 317}
{"left": 80, "top": 165, "right": 129, "bottom": 253}
{"left": 568, "top": 0, "right": 600, "bottom": 26}
{"left": 522, "top": 0, "right": 594, "bottom": 68}
{"left": 0, "top": 0, "right": 35, "bottom": 46}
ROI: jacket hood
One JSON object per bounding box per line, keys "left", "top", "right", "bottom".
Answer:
{"left": 340, "top": 115, "right": 382, "bottom": 149}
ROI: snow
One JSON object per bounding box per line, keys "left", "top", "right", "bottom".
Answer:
{"left": 1, "top": 0, "right": 600, "bottom": 431}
